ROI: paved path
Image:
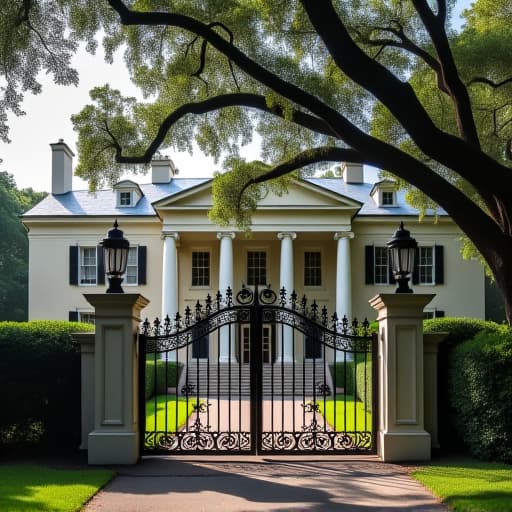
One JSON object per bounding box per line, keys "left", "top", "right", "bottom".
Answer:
{"left": 188, "top": 399, "right": 329, "bottom": 432}
{"left": 84, "top": 456, "right": 448, "bottom": 512}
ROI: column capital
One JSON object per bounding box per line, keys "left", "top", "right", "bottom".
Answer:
{"left": 334, "top": 231, "right": 354, "bottom": 241}
{"left": 217, "top": 231, "right": 236, "bottom": 240}
{"left": 277, "top": 232, "right": 297, "bottom": 241}
{"left": 161, "top": 231, "right": 180, "bottom": 241}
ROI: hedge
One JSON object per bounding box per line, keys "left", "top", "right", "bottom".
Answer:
{"left": 423, "top": 317, "right": 504, "bottom": 451}
{"left": 451, "top": 328, "right": 512, "bottom": 462}
{"left": 145, "top": 359, "right": 183, "bottom": 400}
{"left": 330, "top": 361, "right": 355, "bottom": 395}
{"left": 0, "top": 321, "right": 93, "bottom": 455}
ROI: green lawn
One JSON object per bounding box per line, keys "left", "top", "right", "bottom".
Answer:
{"left": 0, "top": 465, "right": 113, "bottom": 512}
{"left": 145, "top": 394, "right": 198, "bottom": 432}
{"left": 411, "top": 457, "right": 512, "bottom": 511}
{"left": 316, "top": 394, "right": 372, "bottom": 432}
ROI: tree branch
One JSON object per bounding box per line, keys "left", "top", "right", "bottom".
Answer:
{"left": 467, "top": 76, "right": 512, "bottom": 89}
{"left": 411, "top": 0, "right": 480, "bottom": 147}
{"left": 110, "top": 93, "right": 338, "bottom": 163}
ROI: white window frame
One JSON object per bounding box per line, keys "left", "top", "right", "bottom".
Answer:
{"left": 79, "top": 311, "right": 95, "bottom": 325}
{"left": 79, "top": 247, "right": 97, "bottom": 286}
{"left": 117, "top": 190, "right": 133, "bottom": 207}
{"left": 246, "top": 248, "right": 268, "bottom": 286}
{"left": 304, "top": 249, "right": 322, "bottom": 287}
{"left": 418, "top": 246, "right": 435, "bottom": 285}
{"left": 123, "top": 246, "right": 138, "bottom": 286}
{"left": 381, "top": 190, "right": 396, "bottom": 206}
{"left": 374, "top": 246, "right": 389, "bottom": 285}
{"left": 191, "top": 249, "right": 211, "bottom": 288}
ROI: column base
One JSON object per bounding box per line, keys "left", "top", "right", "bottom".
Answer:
{"left": 88, "top": 431, "right": 139, "bottom": 465}
{"left": 378, "top": 431, "right": 431, "bottom": 462}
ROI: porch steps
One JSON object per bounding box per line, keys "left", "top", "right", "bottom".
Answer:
{"left": 178, "top": 362, "right": 333, "bottom": 397}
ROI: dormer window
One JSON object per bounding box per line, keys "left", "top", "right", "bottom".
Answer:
{"left": 113, "top": 180, "right": 143, "bottom": 208}
{"left": 381, "top": 191, "right": 395, "bottom": 206}
{"left": 119, "top": 191, "right": 132, "bottom": 206}
{"left": 370, "top": 180, "right": 398, "bottom": 207}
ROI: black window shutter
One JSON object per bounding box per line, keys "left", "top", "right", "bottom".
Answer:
{"left": 365, "top": 245, "right": 374, "bottom": 284}
{"left": 96, "top": 245, "right": 105, "bottom": 285}
{"left": 69, "top": 246, "right": 78, "bottom": 285}
{"left": 138, "top": 246, "right": 147, "bottom": 285}
{"left": 435, "top": 245, "right": 444, "bottom": 284}
{"left": 69, "top": 311, "right": 79, "bottom": 322}
{"left": 412, "top": 247, "right": 420, "bottom": 285}
{"left": 435, "top": 310, "right": 445, "bottom": 318}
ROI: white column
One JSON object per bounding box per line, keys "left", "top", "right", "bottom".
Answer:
{"left": 161, "top": 232, "right": 180, "bottom": 321}
{"left": 217, "top": 232, "right": 236, "bottom": 362}
{"left": 277, "top": 232, "right": 296, "bottom": 363}
{"left": 334, "top": 232, "right": 354, "bottom": 319}
{"left": 334, "top": 232, "right": 354, "bottom": 362}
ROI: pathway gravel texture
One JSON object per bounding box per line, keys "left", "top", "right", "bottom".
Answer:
{"left": 84, "top": 456, "right": 448, "bottom": 512}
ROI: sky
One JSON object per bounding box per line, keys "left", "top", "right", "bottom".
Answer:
{"left": 0, "top": 0, "right": 473, "bottom": 192}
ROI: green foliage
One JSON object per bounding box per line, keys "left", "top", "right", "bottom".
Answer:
{"left": 411, "top": 457, "right": 512, "bottom": 512}
{"left": 209, "top": 157, "right": 293, "bottom": 229}
{"left": 355, "top": 355, "right": 372, "bottom": 414}
{"left": 0, "top": 321, "right": 93, "bottom": 454}
{"left": 145, "top": 395, "right": 196, "bottom": 434}
{"left": 145, "top": 360, "right": 183, "bottom": 400}
{"left": 424, "top": 317, "right": 508, "bottom": 453}
{"left": 450, "top": 329, "right": 512, "bottom": 462}
{"left": 0, "top": 172, "right": 47, "bottom": 321}
{"left": 316, "top": 395, "right": 372, "bottom": 433}
{"left": 330, "top": 361, "right": 355, "bottom": 395}
{"left": 0, "top": 465, "right": 114, "bottom": 512}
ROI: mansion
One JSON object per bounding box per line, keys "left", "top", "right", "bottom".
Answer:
{"left": 24, "top": 141, "right": 485, "bottom": 355}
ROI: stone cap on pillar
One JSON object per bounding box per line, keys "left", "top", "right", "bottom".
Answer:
{"left": 84, "top": 293, "right": 150, "bottom": 320}
{"left": 369, "top": 293, "right": 435, "bottom": 320}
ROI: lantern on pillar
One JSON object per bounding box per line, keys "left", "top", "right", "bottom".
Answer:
{"left": 387, "top": 221, "right": 417, "bottom": 293}
{"left": 101, "top": 220, "right": 130, "bottom": 293}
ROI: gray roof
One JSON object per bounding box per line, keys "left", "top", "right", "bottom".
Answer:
{"left": 23, "top": 177, "right": 446, "bottom": 218}
{"left": 23, "top": 179, "right": 210, "bottom": 217}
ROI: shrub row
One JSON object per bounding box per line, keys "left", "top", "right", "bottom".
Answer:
{"left": 0, "top": 321, "right": 93, "bottom": 455}
{"left": 450, "top": 328, "right": 512, "bottom": 463}
{"left": 144, "top": 359, "right": 183, "bottom": 400}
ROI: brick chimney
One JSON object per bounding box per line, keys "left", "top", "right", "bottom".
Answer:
{"left": 342, "top": 162, "right": 364, "bottom": 184}
{"left": 50, "top": 139, "right": 74, "bottom": 195}
{"left": 151, "top": 155, "right": 176, "bottom": 184}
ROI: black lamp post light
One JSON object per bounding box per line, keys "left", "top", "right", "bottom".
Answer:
{"left": 102, "top": 220, "right": 130, "bottom": 293}
{"left": 387, "top": 221, "right": 418, "bottom": 293}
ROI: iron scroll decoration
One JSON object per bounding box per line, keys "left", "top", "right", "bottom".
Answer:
{"left": 141, "top": 285, "right": 372, "bottom": 351}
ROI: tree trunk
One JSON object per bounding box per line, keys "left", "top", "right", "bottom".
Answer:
{"left": 489, "top": 246, "right": 512, "bottom": 326}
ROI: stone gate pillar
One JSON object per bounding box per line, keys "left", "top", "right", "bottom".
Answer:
{"left": 369, "top": 293, "right": 434, "bottom": 462}
{"left": 84, "top": 293, "right": 149, "bottom": 465}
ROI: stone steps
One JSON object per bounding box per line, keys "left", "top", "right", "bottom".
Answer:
{"left": 178, "top": 362, "right": 333, "bottom": 397}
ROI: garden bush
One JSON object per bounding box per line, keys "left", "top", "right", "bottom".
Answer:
{"left": 355, "top": 354, "right": 372, "bottom": 413}
{"left": 145, "top": 359, "right": 183, "bottom": 400}
{"left": 0, "top": 321, "right": 93, "bottom": 455}
{"left": 330, "top": 361, "right": 354, "bottom": 395}
{"left": 450, "top": 328, "right": 512, "bottom": 462}
{"left": 423, "top": 317, "right": 504, "bottom": 452}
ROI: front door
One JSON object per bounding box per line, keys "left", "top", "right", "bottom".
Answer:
{"left": 241, "top": 324, "right": 273, "bottom": 363}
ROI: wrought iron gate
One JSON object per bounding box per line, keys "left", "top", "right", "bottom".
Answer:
{"left": 139, "top": 286, "right": 377, "bottom": 455}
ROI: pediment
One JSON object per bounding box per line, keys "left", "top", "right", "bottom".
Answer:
{"left": 153, "top": 179, "right": 362, "bottom": 211}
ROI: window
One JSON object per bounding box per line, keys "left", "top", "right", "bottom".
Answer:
{"left": 381, "top": 191, "right": 394, "bottom": 206}
{"left": 119, "top": 191, "right": 132, "bottom": 206}
{"left": 304, "top": 251, "right": 321, "bottom": 286}
{"left": 80, "top": 312, "right": 95, "bottom": 324}
{"left": 418, "top": 247, "right": 434, "bottom": 284}
{"left": 192, "top": 251, "right": 210, "bottom": 286}
{"left": 247, "top": 251, "right": 267, "bottom": 285}
{"left": 124, "top": 247, "right": 138, "bottom": 285}
{"left": 374, "top": 247, "right": 389, "bottom": 285}
{"left": 80, "top": 247, "right": 97, "bottom": 284}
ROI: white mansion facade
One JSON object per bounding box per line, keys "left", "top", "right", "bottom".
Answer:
{"left": 24, "top": 141, "right": 485, "bottom": 354}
